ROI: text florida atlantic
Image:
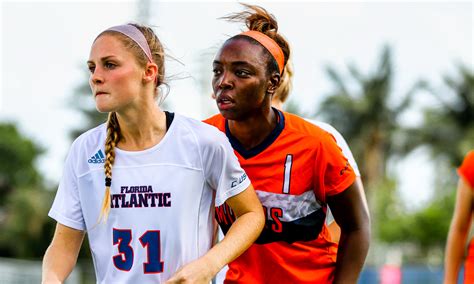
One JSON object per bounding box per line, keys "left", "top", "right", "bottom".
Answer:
{"left": 110, "top": 185, "right": 171, "bottom": 208}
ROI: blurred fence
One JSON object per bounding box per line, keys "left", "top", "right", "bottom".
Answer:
{"left": 359, "top": 266, "right": 461, "bottom": 284}
{"left": 0, "top": 257, "right": 80, "bottom": 284}
{"left": 0, "top": 258, "right": 466, "bottom": 284}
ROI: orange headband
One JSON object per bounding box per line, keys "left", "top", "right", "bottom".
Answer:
{"left": 240, "top": 30, "right": 285, "bottom": 74}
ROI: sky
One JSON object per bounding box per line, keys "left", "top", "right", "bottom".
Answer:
{"left": 1, "top": 0, "right": 473, "bottom": 209}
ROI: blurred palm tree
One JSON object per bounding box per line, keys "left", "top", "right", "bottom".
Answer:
{"left": 316, "top": 45, "right": 414, "bottom": 190}
{"left": 403, "top": 65, "right": 474, "bottom": 167}
{"left": 380, "top": 65, "right": 474, "bottom": 256}
{"left": 314, "top": 46, "right": 420, "bottom": 259}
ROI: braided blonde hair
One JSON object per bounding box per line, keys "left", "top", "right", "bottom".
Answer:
{"left": 98, "top": 112, "right": 121, "bottom": 222}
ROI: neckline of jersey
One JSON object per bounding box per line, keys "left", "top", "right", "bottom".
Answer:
{"left": 114, "top": 111, "right": 176, "bottom": 156}
{"left": 225, "top": 107, "right": 285, "bottom": 159}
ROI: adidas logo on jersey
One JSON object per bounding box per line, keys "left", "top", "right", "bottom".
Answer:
{"left": 88, "top": 149, "right": 105, "bottom": 164}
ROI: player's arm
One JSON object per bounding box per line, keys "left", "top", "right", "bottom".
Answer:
{"left": 326, "top": 176, "right": 364, "bottom": 243}
{"left": 327, "top": 178, "right": 371, "bottom": 284}
{"left": 165, "top": 184, "right": 264, "bottom": 284}
{"left": 321, "top": 124, "right": 362, "bottom": 243}
{"left": 42, "top": 223, "right": 85, "bottom": 284}
{"left": 444, "top": 177, "right": 473, "bottom": 284}
{"left": 205, "top": 184, "right": 264, "bottom": 270}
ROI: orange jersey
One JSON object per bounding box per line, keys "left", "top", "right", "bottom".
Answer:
{"left": 466, "top": 239, "right": 474, "bottom": 284}
{"left": 458, "top": 151, "right": 474, "bottom": 284}
{"left": 204, "top": 109, "right": 356, "bottom": 283}
{"left": 459, "top": 151, "right": 474, "bottom": 188}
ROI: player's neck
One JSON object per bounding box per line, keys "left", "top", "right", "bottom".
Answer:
{"left": 228, "top": 108, "right": 277, "bottom": 150}
{"left": 115, "top": 106, "right": 167, "bottom": 151}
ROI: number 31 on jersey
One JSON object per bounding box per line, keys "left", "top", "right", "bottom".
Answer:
{"left": 113, "top": 228, "right": 164, "bottom": 274}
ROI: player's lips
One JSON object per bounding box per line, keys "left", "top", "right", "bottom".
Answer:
{"left": 95, "top": 91, "right": 108, "bottom": 97}
{"left": 216, "top": 93, "right": 235, "bottom": 110}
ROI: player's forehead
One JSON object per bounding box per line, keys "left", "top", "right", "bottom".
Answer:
{"left": 88, "top": 34, "right": 129, "bottom": 62}
{"left": 214, "top": 37, "right": 268, "bottom": 69}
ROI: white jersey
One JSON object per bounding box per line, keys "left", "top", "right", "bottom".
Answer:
{"left": 49, "top": 113, "right": 250, "bottom": 284}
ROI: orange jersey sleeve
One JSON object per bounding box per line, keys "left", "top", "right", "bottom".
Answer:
{"left": 458, "top": 150, "right": 474, "bottom": 188}
{"left": 314, "top": 131, "right": 356, "bottom": 199}
{"left": 203, "top": 114, "right": 225, "bottom": 131}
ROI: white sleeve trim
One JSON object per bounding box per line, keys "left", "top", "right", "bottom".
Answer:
{"left": 49, "top": 209, "right": 86, "bottom": 231}
{"left": 215, "top": 177, "right": 251, "bottom": 207}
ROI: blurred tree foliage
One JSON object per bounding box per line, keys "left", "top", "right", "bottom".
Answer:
{"left": 287, "top": 45, "right": 473, "bottom": 261}
{"left": 0, "top": 124, "right": 43, "bottom": 204}
{"left": 0, "top": 186, "right": 56, "bottom": 258}
{"left": 379, "top": 189, "right": 456, "bottom": 251}
{"left": 377, "top": 65, "right": 474, "bottom": 258}
{"left": 0, "top": 123, "right": 56, "bottom": 258}
{"left": 372, "top": 172, "right": 456, "bottom": 255}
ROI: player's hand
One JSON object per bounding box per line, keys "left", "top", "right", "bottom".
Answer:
{"left": 165, "top": 257, "right": 219, "bottom": 284}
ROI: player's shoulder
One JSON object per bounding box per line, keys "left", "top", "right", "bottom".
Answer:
{"left": 202, "top": 113, "right": 225, "bottom": 131}
{"left": 175, "top": 113, "right": 223, "bottom": 136}
{"left": 465, "top": 150, "right": 474, "bottom": 161}
{"left": 304, "top": 118, "right": 348, "bottom": 142}
{"left": 69, "top": 123, "right": 107, "bottom": 154}
{"left": 282, "top": 112, "right": 345, "bottom": 157}
{"left": 283, "top": 111, "right": 331, "bottom": 140}
{"left": 305, "top": 119, "right": 338, "bottom": 134}
{"left": 462, "top": 150, "right": 474, "bottom": 167}
{"left": 459, "top": 150, "right": 474, "bottom": 188}
{"left": 64, "top": 123, "right": 107, "bottom": 175}
{"left": 174, "top": 113, "right": 229, "bottom": 147}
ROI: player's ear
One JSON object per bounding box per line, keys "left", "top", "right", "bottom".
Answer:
{"left": 266, "top": 71, "right": 281, "bottom": 96}
{"left": 143, "top": 62, "right": 158, "bottom": 84}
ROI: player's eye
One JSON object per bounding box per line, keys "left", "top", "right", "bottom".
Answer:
{"left": 235, "top": 69, "right": 251, "bottom": 77}
{"left": 104, "top": 62, "right": 117, "bottom": 69}
{"left": 212, "top": 68, "right": 222, "bottom": 76}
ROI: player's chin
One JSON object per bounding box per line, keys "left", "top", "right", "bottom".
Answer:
{"left": 218, "top": 108, "right": 239, "bottom": 121}
{"left": 221, "top": 114, "right": 249, "bottom": 122}
{"left": 95, "top": 102, "right": 114, "bottom": 114}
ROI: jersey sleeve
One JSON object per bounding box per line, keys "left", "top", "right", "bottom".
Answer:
{"left": 314, "top": 132, "right": 356, "bottom": 200}
{"left": 324, "top": 126, "right": 360, "bottom": 177}
{"left": 458, "top": 151, "right": 474, "bottom": 188}
{"left": 48, "top": 139, "right": 86, "bottom": 231}
{"left": 201, "top": 130, "right": 251, "bottom": 206}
